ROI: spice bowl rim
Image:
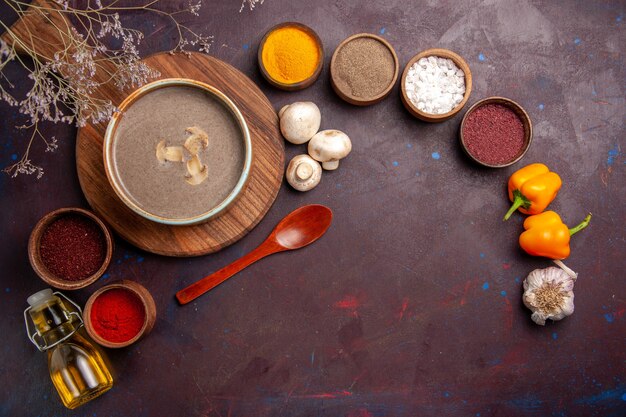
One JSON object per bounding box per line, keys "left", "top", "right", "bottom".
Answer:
{"left": 400, "top": 48, "right": 473, "bottom": 122}
{"left": 459, "top": 96, "right": 533, "bottom": 168}
{"left": 330, "top": 32, "right": 400, "bottom": 106}
{"left": 28, "top": 207, "right": 114, "bottom": 291}
{"left": 103, "top": 77, "right": 253, "bottom": 226}
{"left": 83, "top": 280, "right": 157, "bottom": 349}
{"left": 257, "top": 22, "right": 324, "bottom": 91}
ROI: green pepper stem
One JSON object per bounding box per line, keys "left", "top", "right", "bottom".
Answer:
{"left": 503, "top": 199, "right": 523, "bottom": 221}
{"left": 569, "top": 213, "right": 592, "bottom": 236}
{"left": 503, "top": 190, "right": 531, "bottom": 221}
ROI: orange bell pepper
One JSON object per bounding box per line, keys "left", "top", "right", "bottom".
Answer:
{"left": 519, "top": 211, "right": 592, "bottom": 259}
{"left": 503, "top": 163, "right": 562, "bottom": 221}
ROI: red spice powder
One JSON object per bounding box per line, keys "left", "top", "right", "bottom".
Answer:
{"left": 462, "top": 103, "right": 526, "bottom": 165}
{"left": 39, "top": 214, "right": 106, "bottom": 281}
{"left": 90, "top": 289, "right": 145, "bottom": 343}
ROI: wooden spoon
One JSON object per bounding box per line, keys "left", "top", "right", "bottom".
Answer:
{"left": 176, "top": 205, "right": 333, "bottom": 304}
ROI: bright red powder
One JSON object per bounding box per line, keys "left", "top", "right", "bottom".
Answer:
{"left": 462, "top": 103, "right": 526, "bottom": 165}
{"left": 39, "top": 214, "right": 106, "bottom": 281}
{"left": 90, "top": 289, "right": 145, "bottom": 343}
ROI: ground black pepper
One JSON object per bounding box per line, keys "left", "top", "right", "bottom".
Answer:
{"left": 462, "top": 103, "right": 525, "bottom": 165}
{"left": 334, "top": 37, "right": 395, "bottom": 98}
{"left": 39, "top": 214, "right": 106, "bottom": 280}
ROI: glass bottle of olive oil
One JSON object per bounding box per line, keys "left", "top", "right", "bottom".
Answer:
{"left": 24, "top": 289, "right": 113, "bottom": 409}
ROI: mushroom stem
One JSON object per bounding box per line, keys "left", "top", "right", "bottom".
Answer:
{"left": 285, "top": 154, "right": 322, "bottom": 192}
{"left": 295, "top": 162, "right": 313, "bottom": 180}
{"left": 322, "top": 160, "right": 339, "bottom": 170}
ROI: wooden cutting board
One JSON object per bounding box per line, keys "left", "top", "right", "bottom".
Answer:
{"left": 76, "top": 52, "right": 284, "bottom": 256}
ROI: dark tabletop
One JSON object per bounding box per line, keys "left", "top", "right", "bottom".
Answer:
{"left": 1, "top": 1, "right": 624, "bottom": 416}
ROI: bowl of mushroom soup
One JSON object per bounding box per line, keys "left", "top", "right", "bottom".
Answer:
{"left": 103, "top": 78, "right": 252, "bottom": 226}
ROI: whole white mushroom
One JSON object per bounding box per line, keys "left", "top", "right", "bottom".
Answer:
{"left": 285, "top": 154, "right": 322, "bottom": 192}
{"left": 279, "top": 102, "right": 321, "bottom": 145}
{"left": 307, "top": 129, "right": 352, "bottom": 170}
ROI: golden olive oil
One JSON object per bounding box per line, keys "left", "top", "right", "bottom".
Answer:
{"left": 25, "top": 289, "right": 113, "bottom": 409}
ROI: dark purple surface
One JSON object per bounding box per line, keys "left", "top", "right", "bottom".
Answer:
{"left": 1, "top": 1, "right": 624, "bottom": 416}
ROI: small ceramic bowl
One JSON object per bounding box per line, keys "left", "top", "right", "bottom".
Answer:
{"left": 103, "top": 78, "right": 252, "bottom": 226}
{"left": 459, "top": 96, "right": 533, "bottom": 168}
{"left": 28, "top": 208, "right": 113, "bottom": 290}
{"left": 330, "top": 33, "right": 399, "bottom": 106}
{"left": 84, "top": 280, "right": 157, "bottom": 348}
{"left": 400, "top": 48, "right": 472, "bottom": 122}
{"left": 258, "top": 22, "right": 324, "bottom": 91}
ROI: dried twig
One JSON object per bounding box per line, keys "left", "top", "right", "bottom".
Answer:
{"left": 1, "top": 0, "right": 213, "bottom": 178}
{"left": 240, "top": 0, "right": 265, "bottom": 12}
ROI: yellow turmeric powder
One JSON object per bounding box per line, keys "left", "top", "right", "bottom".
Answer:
{"left": 261, "top": 26, "right": 320, "bottom": 84}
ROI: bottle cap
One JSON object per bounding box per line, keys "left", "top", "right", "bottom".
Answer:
{"left": 27, "top": 288, "right": 54, "bottom": 307}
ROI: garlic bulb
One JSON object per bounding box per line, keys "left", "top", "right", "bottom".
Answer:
{"left": 523, "top": 267, "right": 576, "bottom": 326}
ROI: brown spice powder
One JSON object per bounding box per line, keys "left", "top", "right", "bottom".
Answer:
{"left": 334, "top": 38, "right": 395, "bottom": 98}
